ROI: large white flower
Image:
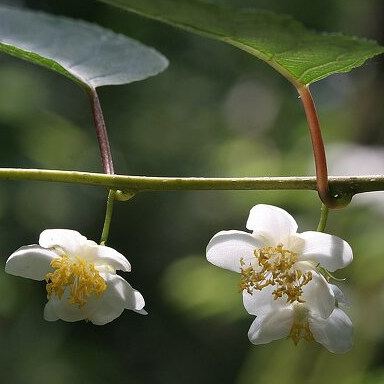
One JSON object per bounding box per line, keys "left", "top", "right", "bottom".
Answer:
{"left": 244, "top": 283, "right": 353, "bottom": 353}
{"left": 206, "top": 204, "right": 353, "bottom": 318}
{"left": 5, "top": 229, "right": 146, "bottom": 325}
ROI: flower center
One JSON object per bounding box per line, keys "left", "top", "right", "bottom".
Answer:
{"left": 239, "top": 244, "right": 312, "bottom": 303}
{"left": 45, "top": 255, "right": 107, "bottom": 308}
{"left": 287, "top": 305, "right": 314, "bottom": 345}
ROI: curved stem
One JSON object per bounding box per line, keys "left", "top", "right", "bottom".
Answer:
{"left": 87, "top": 88, "right": 114, "bottom": 175}
{"left": 100, "top": 189, "right": 116, "bottom": 245}
{"left": 297, "top": 85, "right": 350, "bottom": 209}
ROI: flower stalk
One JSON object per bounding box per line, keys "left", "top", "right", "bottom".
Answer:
{"left": 100, "top": 189, "right": 116, "bottom": 245}
{"left": 316, "top": 204, "right": 329, "bottom": 233}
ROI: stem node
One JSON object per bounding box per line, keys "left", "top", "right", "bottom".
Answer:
{"left": 319, "top": 190, "right": 352, "bottom": 209}
{"left": 115, "top": 189, "right": 136, "bottom": 201}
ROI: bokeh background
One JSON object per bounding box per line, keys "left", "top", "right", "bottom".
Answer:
{"left": 0, "top": 0, "right": 384, "bottom": 383}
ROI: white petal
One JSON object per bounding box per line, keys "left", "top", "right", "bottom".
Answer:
{"left": 45, "top": 289, "right": 101, "bottom": 322}
{"left": 134, "top": 308, "right": 148, "bottom": 315}
{"left": 301, "top": 273, "right": 335, "bottom": 319}
{"left": 39, "top": 229, "right": 87, "bottom": 256}
{"left": 105, "top": 274, "right": 145, "bottom": 311}
{"left": 90, "top": 309, "right": 124, "bottom": 325}
{"left": 243, "top": 285, "right": 286, "bottom": 316}
{"left": 298, "top": 231, "right": 353, "bottom": 271}
{"left": 82, "top": 242, "right": 131, "bottom": 272}
{"left": 206, "top": 230, "right": 263, "bottom": 272}
{"left": 248, "top": 307, "right": 293, "bottom": 345}
{"left": 246, "top": 204, "right": 298, "bottom": 245}
{"left": 243, "top": 272, "right": 334, "bottom": 319}
{"left": 5, "top": 245, "right": 57, "bottom": 280}
{"left": 88, "top": 273, "right": 145, "bottom": 325}
{"left": 330, "top": 284, "right": 348, "bottom": 307}
{"left": 43, "top": 301, "right": 59, "bottom": 322}
{"left": 310, "top": 308, "right": 353, "bottom": 353}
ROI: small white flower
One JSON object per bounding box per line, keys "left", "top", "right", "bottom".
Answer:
{"left": 5, "top": 229, "right": 146, "bottom": 325}
{"left": 244, "top": 283, "right": 353, "bottom": 353}
{"left": 206, "top": 204, "right": 353, "bottom": 318}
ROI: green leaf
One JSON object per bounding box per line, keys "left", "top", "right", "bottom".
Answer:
{"left": 0, "top": 6, "right": 168, "bottom": 90}
{"left": 94, "top": 0, "right": 384, "bottom": 86}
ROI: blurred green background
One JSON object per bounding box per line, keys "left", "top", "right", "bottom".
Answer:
{"left": 0, "top": 0, "right": 384, "bottom": 383}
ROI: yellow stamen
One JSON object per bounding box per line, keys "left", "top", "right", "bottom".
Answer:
{"left": 45, "top": 255, "right": 107, "bottom": 308}
{"left": 239, "top": 244, "right": 312, "bottom": 303}
{"left": 287, "top": 305, "right": 314, "bottom": 345}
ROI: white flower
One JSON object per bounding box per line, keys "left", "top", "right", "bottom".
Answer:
{"left": 206, "top": 204, "right": 353, "bottom": 317}
{"left": 244, "top": 283, "right": 353, "bottom": 353}
{"left": 5, "top": 229, "right": 146, "bottom": 325}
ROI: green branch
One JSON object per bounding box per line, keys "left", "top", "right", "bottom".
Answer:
{"left": 1, "top": 168, "right": 384, "bottom": 197}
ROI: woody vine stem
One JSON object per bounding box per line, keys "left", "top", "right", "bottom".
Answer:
{"left": 2, "top": 88, "right": 383, "bottom": 212}
{"left": 1, "top": 169, "right": 384, "bottom": 193}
